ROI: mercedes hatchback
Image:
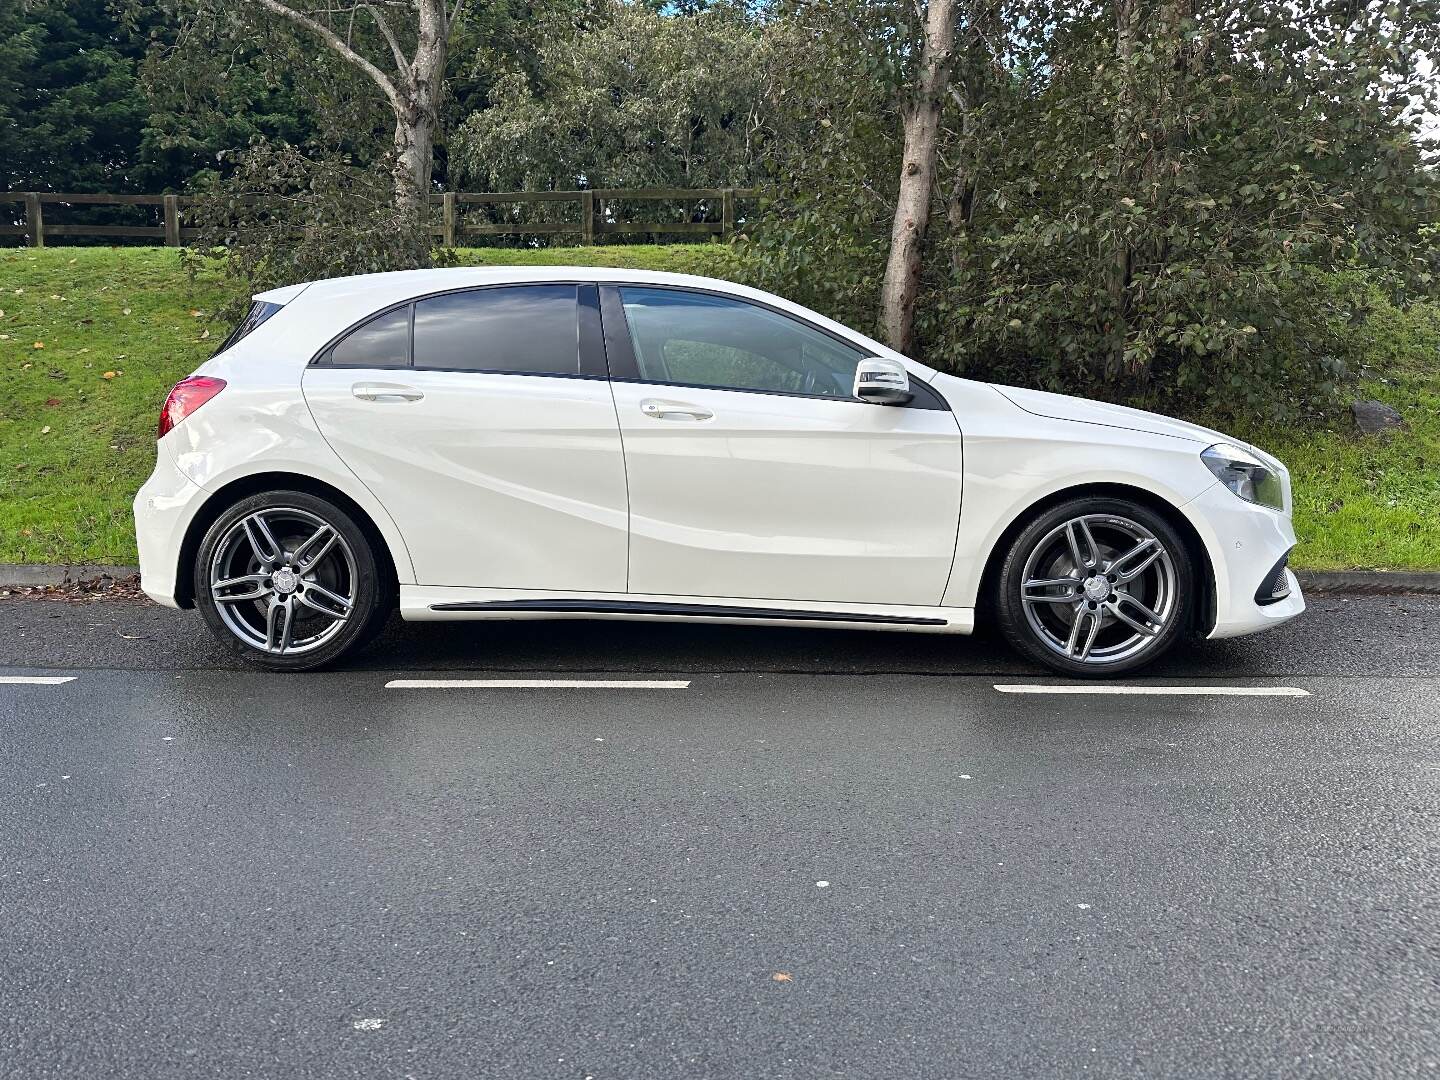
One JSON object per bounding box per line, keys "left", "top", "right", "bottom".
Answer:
{"left": 135, "top": 267, "right": 1304, "bottom": 674}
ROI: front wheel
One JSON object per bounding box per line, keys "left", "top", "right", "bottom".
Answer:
{"left": 194, "top": 490, "right": 390, "bottom": 672}
{"left": 994, "top": 498, "right": 1194, "bottom": 677}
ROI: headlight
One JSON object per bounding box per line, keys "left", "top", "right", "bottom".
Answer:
{"left": 1201, "top": 443, "right": 1284, "bottom": 510}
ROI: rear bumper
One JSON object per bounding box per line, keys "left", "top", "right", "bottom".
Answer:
{"left": 132, "top": 441, "right": 207, "bottom": 608}
{"left": 1180, "top": 482, "right": 1306, "bottom": 639}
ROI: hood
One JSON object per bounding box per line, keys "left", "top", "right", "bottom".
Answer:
{"left": 992, "top": 384, "right": 1230, "bottom": 447}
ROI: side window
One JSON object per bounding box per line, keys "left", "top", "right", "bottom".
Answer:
{"left": 330, "top": 305, "right": 411, "bottom": 368}
{"left": 413, "top": 285, "right": 580, "bottom": 376}
{"left": 617, "top": 287, "right": 864, "bottom": 398}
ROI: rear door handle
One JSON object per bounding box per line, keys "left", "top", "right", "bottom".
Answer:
{"left": 641, "top": 398, "right": 713, "bottom": 421}
{"left": 352, "top": 382, "right": 424, "bottom": 403}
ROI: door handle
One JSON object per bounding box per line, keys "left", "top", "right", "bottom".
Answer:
{"left": 641, "top": 398, "right": 713, "bottom": 421}
{"left": 352, "top": 382, "right": 424, "bottom": 403}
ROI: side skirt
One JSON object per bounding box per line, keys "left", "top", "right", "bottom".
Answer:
{"left": 401, "top": 587, "right": 974, "bottom": 634}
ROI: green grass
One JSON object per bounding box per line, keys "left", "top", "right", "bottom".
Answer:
{"left": 1, "top": 245, "right": 1437, "bottom": 569}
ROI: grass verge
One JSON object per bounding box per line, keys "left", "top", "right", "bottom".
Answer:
{"left": 1, "top": 245, "right": 1436, "bottom": 570}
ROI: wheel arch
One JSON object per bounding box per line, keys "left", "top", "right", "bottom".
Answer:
{"left": 973, "top": 482, "right": 1216, "bottom": 634}
{"left": 173, "top": 472, "right": 401, "bottom": 610}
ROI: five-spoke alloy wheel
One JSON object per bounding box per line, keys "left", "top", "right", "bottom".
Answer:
{"left": 995, "top": 497, "right": 1194, "bottom": 676}
{"left": 195, "top": 491, "right": 390, "bottom": 671}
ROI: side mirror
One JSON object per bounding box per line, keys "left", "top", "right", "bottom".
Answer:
{"left": 853, "top": 357, "right": 913, "bottom": 405}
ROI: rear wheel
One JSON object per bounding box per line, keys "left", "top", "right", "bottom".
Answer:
{"left": 194, "top": 490, "right": 390, "bottom": 672}
{"left": 995, "top": 497, "right": 1194, "bottom": 677}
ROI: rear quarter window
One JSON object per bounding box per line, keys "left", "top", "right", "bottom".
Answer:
{"left": 213, "top": 300, "right": 283, "bottom": 355}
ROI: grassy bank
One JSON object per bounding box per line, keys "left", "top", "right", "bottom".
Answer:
{"left": 1, "top": 245, "right": 1437, "bottom": 570}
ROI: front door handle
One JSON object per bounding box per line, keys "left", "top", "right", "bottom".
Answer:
{"left": 641, "top": 398, "right": 713, "bottom": 421}
{"left": 352, "top": 382, "right": 424, "bottom": 403}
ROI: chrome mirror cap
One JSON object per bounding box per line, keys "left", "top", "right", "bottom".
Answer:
{"left": 853, "top": 357, "right": 913, "bottom": 405}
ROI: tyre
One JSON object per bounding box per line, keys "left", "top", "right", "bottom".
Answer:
{"left": 994, "top": 497, "right": 1194, "bottom": 677}
{"left": 193, "top": 490, "right": 392, "bottom": 672}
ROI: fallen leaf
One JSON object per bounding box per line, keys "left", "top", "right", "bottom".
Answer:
{"left": 771, "top": 972, "right": 793, "bottom": 983}
{"left": 190, "top": 310, "right": 204, "bottom": 317}
{"left": 102, "top": 371, "right": 117, "bottom": 380}
{"left": 32, "top": 341, "right": 43, "bottom": 349}
{"left": 40, "top": 425, "right": 50, "bottom": 434}
{"left": 122, "top": 307, "right": 132, "bottom": 315}
{"left": 13, "top": 288, "right": 22, "bottom": 295}
{"left": 200, "top": 329, "right": 210, "bottom": 339}
{"left": 44, "top": 397, "right": 60, "bottom": 407}
{"left": 49, "top": 294, "right": 61, "bottom": 300}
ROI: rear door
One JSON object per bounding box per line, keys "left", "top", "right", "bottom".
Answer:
{"left": 302, "top": 284, "right": 628, "bottom": 592}
{"left": 601, "top": 285, "right": 963, "bottom": 606}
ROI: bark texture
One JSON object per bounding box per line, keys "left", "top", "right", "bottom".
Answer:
{"left": 879, "top": 0, "right": 959, "bottom": 357}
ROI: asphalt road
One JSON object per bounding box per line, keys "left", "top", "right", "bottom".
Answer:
{"left": 2, "top": 594, "right": 1438, "bottom": 1079}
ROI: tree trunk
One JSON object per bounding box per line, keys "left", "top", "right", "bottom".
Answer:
{"left": 392, "top": 0, "right": 449, "bottom": 221}
{"left": 1107, "top": 0, "right": 1140, "bottom": 378}
{"left": 879, "top": 0, "right": 959, "bottom": 357}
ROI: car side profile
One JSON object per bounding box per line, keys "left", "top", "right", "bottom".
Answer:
{"left": 134, "top": 266, "right": 1304, "bottom": 674}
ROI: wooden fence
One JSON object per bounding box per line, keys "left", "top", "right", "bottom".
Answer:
{"left": 0, "top": 188, "right": 760, "bottom": 247}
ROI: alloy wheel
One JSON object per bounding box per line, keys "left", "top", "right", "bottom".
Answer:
{"left": 1018, "top": 513, "right": 1178, "bottom": 667}
{"left": 208, "top": 507, "right": 357, "bottom": 656}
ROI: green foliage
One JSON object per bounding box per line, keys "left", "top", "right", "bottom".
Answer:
{"left": 0, "top": 0, "right": 160, "bottom": 192}
{"left": 749, "top": 0, "right": 1440, "bottom": 421}
{"left": 182, "top": 143, "right": 452, "bottom": 321}
{"left": 451, "top": 0, "right": 781, "bottom": 196}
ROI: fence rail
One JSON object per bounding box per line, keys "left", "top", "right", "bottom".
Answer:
{"left": 0, "top": 187, "right": 761, "bottom": 247}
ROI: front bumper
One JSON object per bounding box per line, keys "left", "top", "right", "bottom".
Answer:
{"left": 132, "top": 441, "right": 208, "bottom": 608}
{"left": 1180, "top": 481, "right": 1306, "bottom": 639}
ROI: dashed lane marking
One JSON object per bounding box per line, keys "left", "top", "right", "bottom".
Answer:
{"left": 385, "top": 678, "right": 691, "bottom": 690}
{"left": 0, "top": 676, "right": 76, "bottom": 685}
{"left": 994, "top": 684, "right": 1309, "bottom": 697}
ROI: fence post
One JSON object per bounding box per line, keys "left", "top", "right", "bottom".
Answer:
{"left": 24, "top": 193, "right": 43, "bottom": 248}
{"left": 443, "top": 192, "right": 456, "bottom": 248}
{"left": 721, "top": 188, "right": 736, "bottom": 240}
{"left": 580, "top": 191, "right": 595, "bottom": 246}
{"left": 163, "top": 194, "right": 181, "bottom": 247}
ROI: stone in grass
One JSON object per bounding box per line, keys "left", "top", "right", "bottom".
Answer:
{"left": 1351, "top": 399, "right": 1405, "bottom": 435}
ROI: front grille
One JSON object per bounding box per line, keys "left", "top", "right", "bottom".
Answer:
{"left": 1255, "top": 551, "right": 1293, "bottom": 606}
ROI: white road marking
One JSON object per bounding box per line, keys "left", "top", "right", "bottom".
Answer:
{"left": 385, "top": 678, "right": 691, "bottom": 690}
{"left": 994, "top": 684, "right": 1309, "bottom": 697}
{"left": 0, "top": 676, "right": 75, "bottom": 685}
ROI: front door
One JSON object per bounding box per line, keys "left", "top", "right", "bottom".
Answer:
{"left": 602, "top": 285, "right": 963, "bottom": 606}
{"left": 302, "top": 284, "right": 628, "bottom": 592}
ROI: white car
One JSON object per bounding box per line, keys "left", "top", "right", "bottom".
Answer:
{"left": 134, "top": 267, "right": 1304, "bottom": 674}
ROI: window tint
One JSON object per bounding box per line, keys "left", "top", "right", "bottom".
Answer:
{"left": 413, "top": 285, "right": 580, "bottom": 375}
{"left": 330, "top": 305, "right": 411, "bottom": 368}
{"left": 618, "top": 288, "right": 864, "bottom": 398}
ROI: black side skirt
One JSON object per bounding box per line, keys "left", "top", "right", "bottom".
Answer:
{"left": 428, "top": 599, "right": 948, "bottom": 626}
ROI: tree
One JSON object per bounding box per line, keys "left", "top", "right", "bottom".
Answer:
{"left": 749, "top": 0, "right": 1440, "bottom": 420}
{"left": 142, "top": 0, "right": 471, "bottom": 218}
{"left": 248, "top": 0, "right": 465, "bottom": 217}
{"left": 451, "top": 0, "right": 781, "bottom": 193}
{"left": 879, "top": 0, "right": 958, "bottom": 354}
{"left": 0, "top": 0, "right": 155, "bottom": 192}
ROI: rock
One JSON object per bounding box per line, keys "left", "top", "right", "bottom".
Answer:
{"left": 1351, "top": 399, "right": 1405, "bottom": 435}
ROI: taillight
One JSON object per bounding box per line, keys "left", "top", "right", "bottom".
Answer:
{"left": 158, "top": 376, "right": 226, "bottom": 439}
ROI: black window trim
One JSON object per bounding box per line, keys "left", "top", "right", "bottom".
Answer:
{"left": 310, "top": 281, "right": 607, "bottom": 380}
{"left": 595, "top": 282, "right": 950, "bottom": 412}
